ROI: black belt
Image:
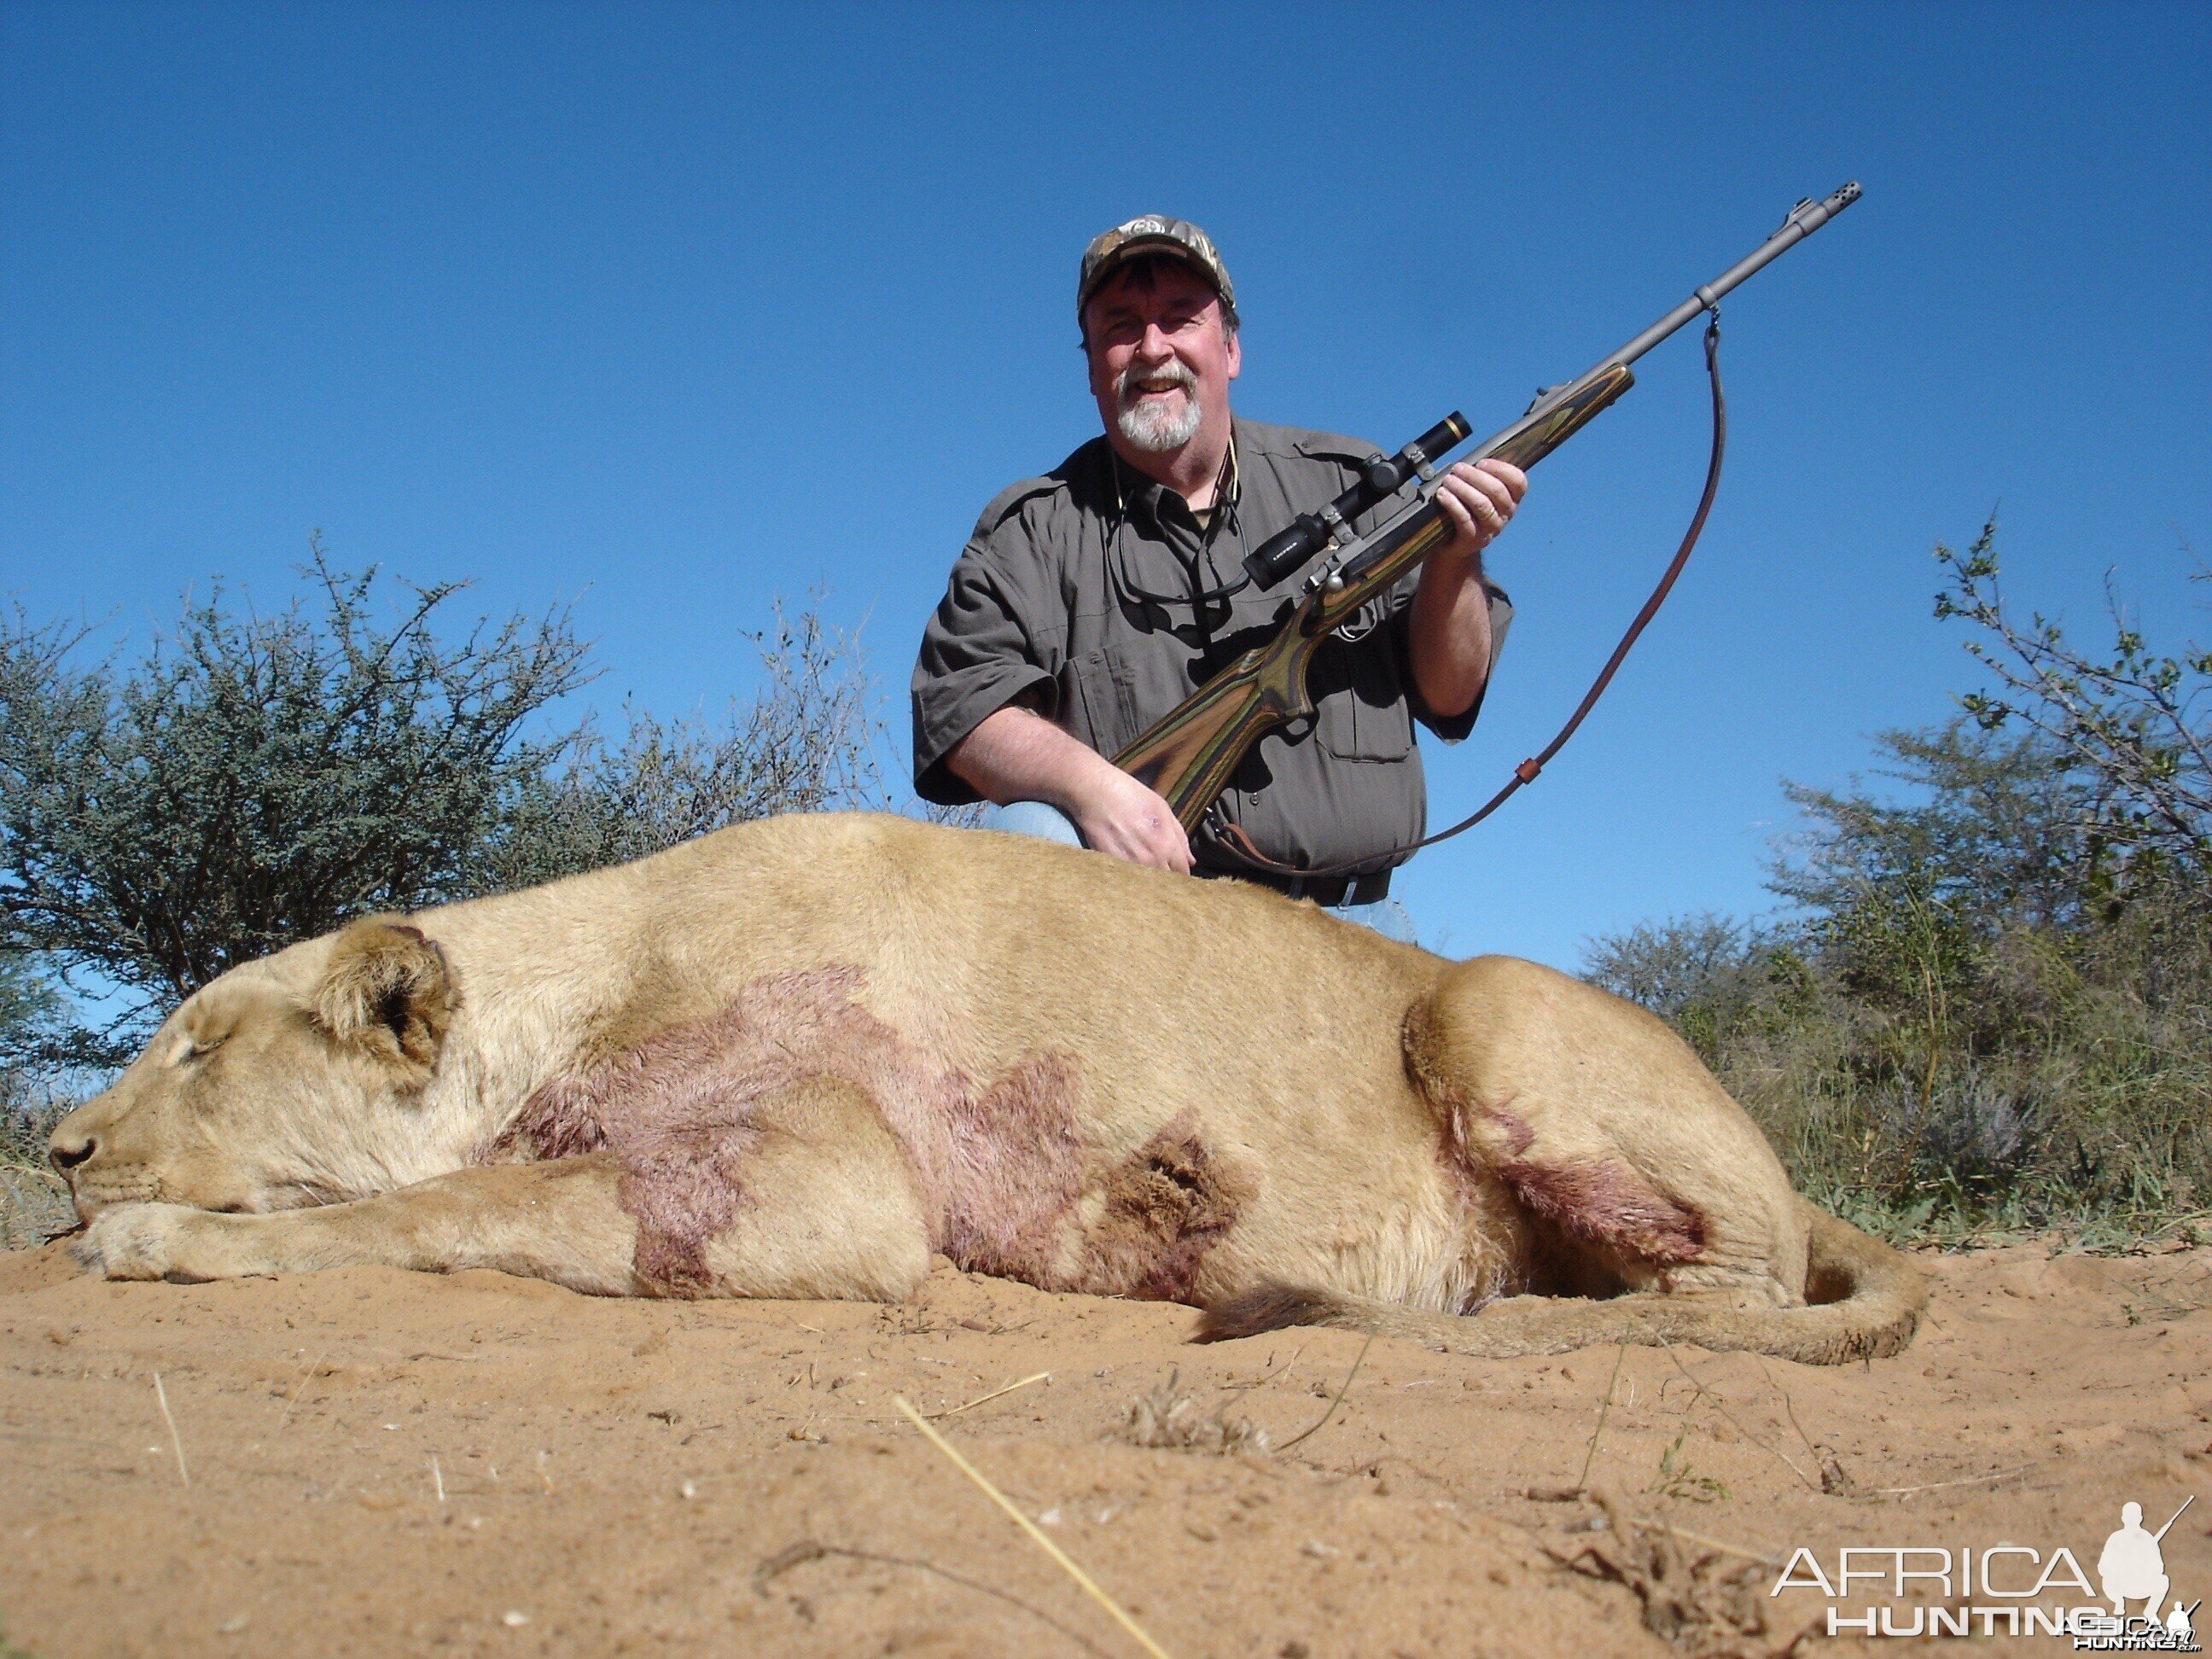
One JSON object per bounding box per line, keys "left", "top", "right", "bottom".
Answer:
{"left": 1200, "top": 864, "right": 1391, "bottom": 908}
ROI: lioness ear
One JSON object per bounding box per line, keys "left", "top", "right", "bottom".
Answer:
{"left": 312, "top": 918, "right": 454, "bottom": 1083}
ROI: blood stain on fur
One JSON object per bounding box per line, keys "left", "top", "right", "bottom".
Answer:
{"left": 1481, "top": 1108, "right": 1706, "bottom": 1265}
{"left": 1077, "top": 1112, "right": 1248, "bottom": 1302}
{"left": 939, "top": 1053, "right": 1086, "bottom": 1282}
{"left": 492, "top": 967, "right": 1086, "bottom": 1289}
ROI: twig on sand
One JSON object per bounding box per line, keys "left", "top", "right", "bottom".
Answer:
{"left": 755, "top": 1540, "right": 1115, "bottom": 1657}
{"left": 275, "top": 1347, "right": 329, "bottom": 1433}
{"left": 893, "top": 1395, "right": 1172, "bottom": 1659}
{"left": 1873, "top": 1470, "right": 2024, "bottom": 1500}
{"left": 430, "top": 1454, "right": 445, "bottom": 1504}
{"left": 152, "top": 1371, "right": 189, "bottom": 1487}
{"left": 1575, "top": 1344, "right": 1629, "bottom": 1494}
{"left": 1502, "top": 1487, "right": 1777, "bottom": 1569}
{"left": 1651, "top": 1519, "right": 1778, "bottom": 1565}
{"left": 1755, "top": 1357, "right": 1822, "bottom": 1464}
{"left": 1220, "top": 1345, "right": 1304, "bottom": 1392}
{"left": 930, "top": 1371, "right": 1051, "bottom": 1420}
{"left": 1659, "top": 1345, "right": 1816, "bottom": 1491}
{"left": 1755, "top": 1353, "right": 1854, "bottom": 1492}
{"left": 1277, "top": 1334, "right": 1375, "bottom": 1454}
{"left": 0, "top": 1428, "right": 118, "bottom": 1450}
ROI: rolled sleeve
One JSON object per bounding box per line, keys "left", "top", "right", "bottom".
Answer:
{"left": 1394, "top": 580, "right": 1514, "bottom": 744}
{"left": 911, "top": 551, "right": 1060, "bottom": 805}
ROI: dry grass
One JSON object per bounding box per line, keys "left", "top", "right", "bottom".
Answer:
{"left": 1541, "top": 1487, "right": 1795, "bottom": 1658}
{"left": 1, "top": 1164, "right": 71, "bottom": 1250}
{"left": 1587, "top": 886, "right": 2212, "bottom": 1248}
{"left": 1, "top": 1088, "right": 72, "bottom": 1250}
{"left": 1121, "top": 1372, "right": 1270, "bottom": 1457}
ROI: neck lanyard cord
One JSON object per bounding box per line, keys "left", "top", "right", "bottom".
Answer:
{"left": 1109, "top": 447, "right": 1252, "bottom": 614}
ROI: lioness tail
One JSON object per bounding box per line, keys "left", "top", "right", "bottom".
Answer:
{"left": 1196, "top": 1200, "right": 1924, "bottom": 1366}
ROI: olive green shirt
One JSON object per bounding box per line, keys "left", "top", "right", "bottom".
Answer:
{"left": 911, "top": 416, "right": 1511, "bottom": 876}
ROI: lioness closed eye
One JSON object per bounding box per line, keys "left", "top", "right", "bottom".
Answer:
{"left": 52, "top": 813, "right": 1922, "bottom": 1365}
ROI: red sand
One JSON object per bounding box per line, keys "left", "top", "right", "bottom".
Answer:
{"left": 3, "top": 1239, "right": 2207, "bottom": 1656}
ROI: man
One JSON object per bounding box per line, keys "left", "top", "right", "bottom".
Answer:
{"left": 911, "top": 216, "right": 1526, "bottom": 937}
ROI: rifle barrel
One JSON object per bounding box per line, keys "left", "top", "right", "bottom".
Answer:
{"left": 2154, "top": 1494, "right": 2195, "bottom": 1543}
{"left": 1602, "top": 181, "right": 1862, "bottom": 375}
{"left": 1243, "top": 181, "right": 1862, "bottom": 591}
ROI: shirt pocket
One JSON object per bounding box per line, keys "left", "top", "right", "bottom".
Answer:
{"left": 1065, "top": 644, "right": 1132, "bottom": 754}
{"left": 1316, "top": 624, "right": 1415, "bottom": 762}
{"left": 1068, "top": 637, "right": 1208, "bottom": 758}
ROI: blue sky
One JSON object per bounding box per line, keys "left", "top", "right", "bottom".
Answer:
{"left": 4, "top": 2, "right": 2207, "bottom": 969}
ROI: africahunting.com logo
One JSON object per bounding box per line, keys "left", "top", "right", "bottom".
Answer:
{"left": 1772, "top": 1497, "right": 2199, "bottom": 1647}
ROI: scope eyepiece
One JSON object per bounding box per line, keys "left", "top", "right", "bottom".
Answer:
{"left": 1244, "top": 517, "right": 1325, "bottom": 589}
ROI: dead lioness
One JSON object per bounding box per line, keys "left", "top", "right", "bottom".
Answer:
{"left": 51, "top": 812, "right": 1922, "bottom": 1363}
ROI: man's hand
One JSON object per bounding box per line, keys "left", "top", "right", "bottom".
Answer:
{"left": 1065, "top": 765, "right": 1192, "bottom": 873}
{"left": 1431, "top": 458, "right": 1527, "bottom": 565}
{"left": 1406, "top": 458, "right": 1527, "bottom": 719}
{"left": 945, "top": 704, "right": 1193, "bottom": 873}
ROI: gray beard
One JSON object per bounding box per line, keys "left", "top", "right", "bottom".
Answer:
{"left": 1118, "top": 396, "right": 1202, "bottom": 451}
{"left": 1115, "top": 369, "right": 1204, "bottom": 452}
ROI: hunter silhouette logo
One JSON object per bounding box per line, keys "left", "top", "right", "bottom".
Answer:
{"left": 1771, "top": 1493, "right": 2199, "bottom": 1644}
{"left": 2100, "top": 1502, "right": 2178, "bottom": 1625}
{"left": 2094, "top": 1498, "right": 2199, "bottom": 1648}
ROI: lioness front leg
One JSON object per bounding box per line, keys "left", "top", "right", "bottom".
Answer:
{"left": 75, "top": 1156, "right": 647, "bottom": 1294}
{"left": 76, "top": 1074, "right": 934, "bottom": 1302}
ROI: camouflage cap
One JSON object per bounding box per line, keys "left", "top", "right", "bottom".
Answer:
{"left": 1076, "top": 215, "right": 1235, "bottom": 319}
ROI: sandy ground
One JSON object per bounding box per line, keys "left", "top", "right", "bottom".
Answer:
{"left": 1, "top": 1237, "right": 2208, "bottom": 1658}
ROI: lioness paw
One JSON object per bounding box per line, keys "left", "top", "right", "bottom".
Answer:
{"left": 73, "top": 1202, "right": 216, "bottom": 1283}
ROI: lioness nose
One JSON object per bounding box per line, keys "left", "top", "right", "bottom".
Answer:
{"left": 49, "top": 1132, "right": 98, "bottom": 1173}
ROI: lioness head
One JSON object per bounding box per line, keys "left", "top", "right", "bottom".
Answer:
{"left": 49, "top": 918, "right": 457, "bottom": 1220}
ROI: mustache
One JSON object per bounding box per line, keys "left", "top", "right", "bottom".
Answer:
{"left": 1115, "top": 358, "right": 1196, "bottom": 405}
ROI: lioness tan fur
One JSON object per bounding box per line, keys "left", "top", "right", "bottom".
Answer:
{"left": 52, "top": 813, "right": 1923, "bottom": 1364}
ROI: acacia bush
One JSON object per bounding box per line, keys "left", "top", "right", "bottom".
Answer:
{"left": 486, "top": 603, "right": 878, "bottom": 892}
{"left": 1586, "top": 528, "right": 2212, "bottom": 1242}
{"left": 0, "top": 547, "right": 881, "bottom": 1078}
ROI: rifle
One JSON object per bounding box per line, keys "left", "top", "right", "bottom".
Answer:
{"left": 1112, "top": 182, "right": 1864, "bottom": 843}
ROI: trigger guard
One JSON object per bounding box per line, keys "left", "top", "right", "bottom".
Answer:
{"left": 1330, "top": 597, "right": 1388, "bottom": 644}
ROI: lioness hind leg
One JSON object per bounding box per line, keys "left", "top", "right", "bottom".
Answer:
{"left": 1406, "top": 955, "right": 1807, "bottom": 1302}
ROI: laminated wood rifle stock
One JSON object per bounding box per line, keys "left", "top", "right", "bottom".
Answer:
{"left": 1111, "top": 183, "right": 1862, "bottom": 837}
{"left": 1114, "top": 366, "right": 1633, "bottom": 826}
